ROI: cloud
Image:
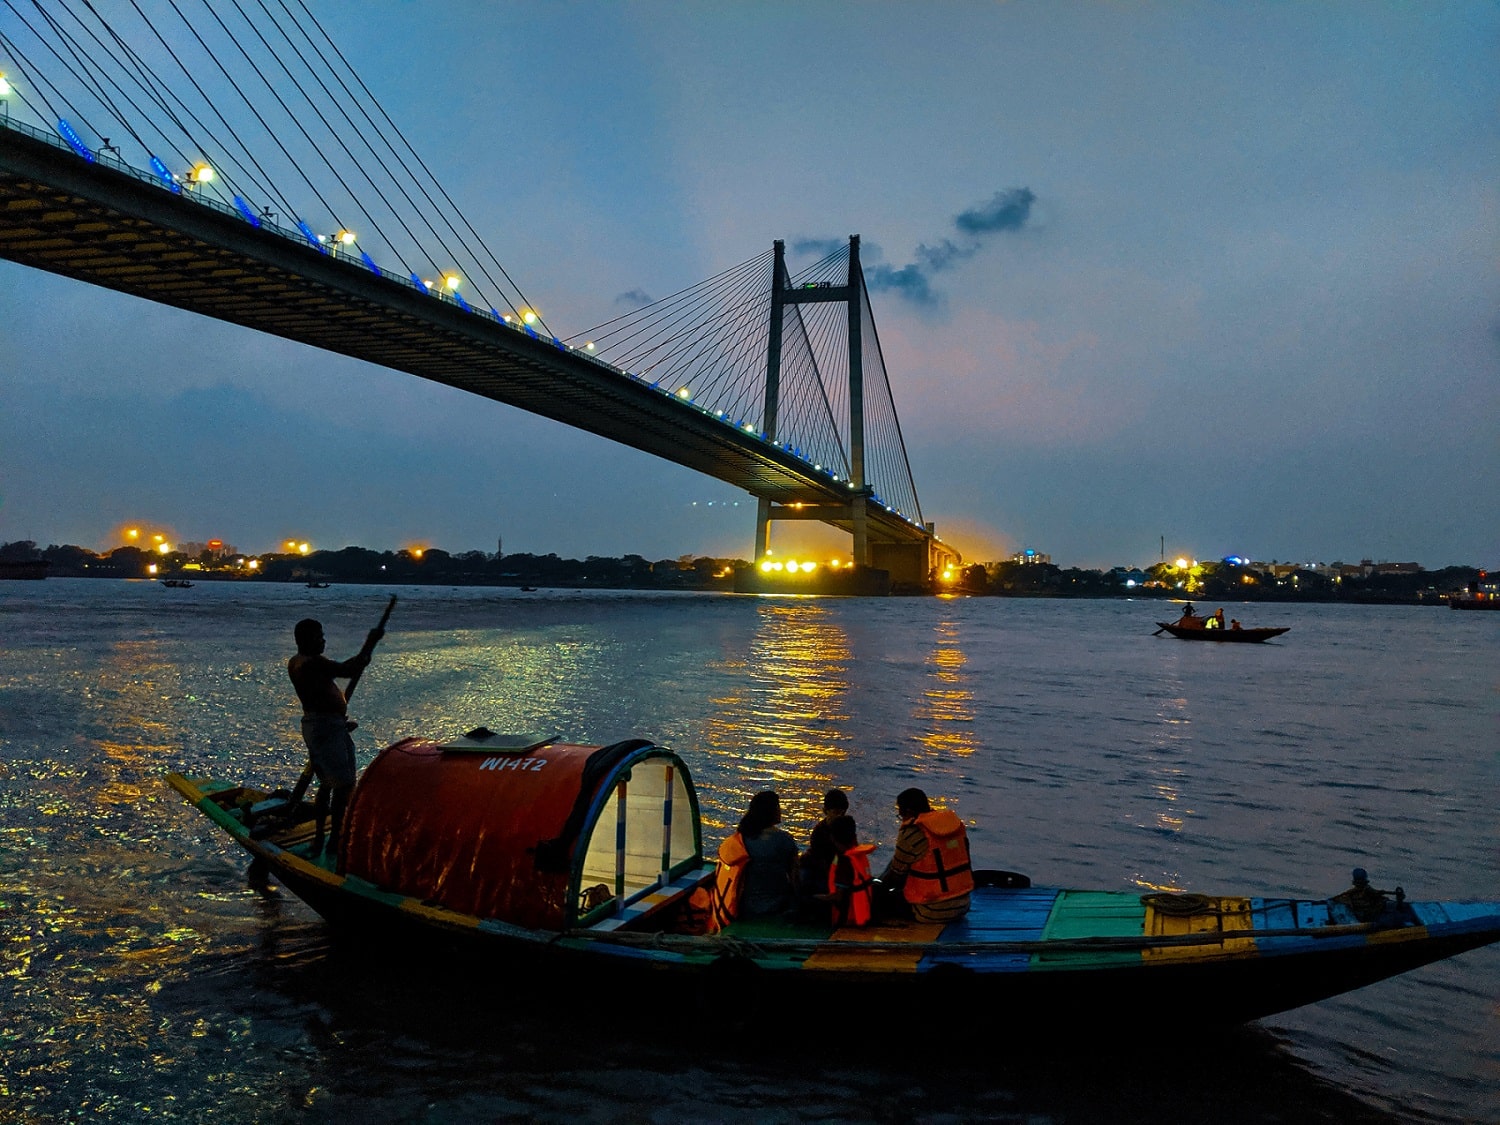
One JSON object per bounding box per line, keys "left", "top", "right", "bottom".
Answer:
{"left": 861, "top": 186, "right": 1037, "bottom": 306}
{"left": 863, "top": 263, "right": 934, "bottom": 304}
{"left": 615, "top": 288, "right": 652, "bottom": 307}
{"left": 955, "top": 188, "right": 1036, "bottom": 234}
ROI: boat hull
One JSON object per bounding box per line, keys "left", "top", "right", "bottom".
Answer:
{"left": 169, "top": 771, "right": 1500, "bottom": 1030}
{"left": 266, "top": 856, "right": 1498, "bottom": 1027}
{"left": 1156, "top": 622, "right": 1289, "bottom": 642}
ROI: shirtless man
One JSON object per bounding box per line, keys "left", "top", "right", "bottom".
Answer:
{"left": 288, "top": 617, "right": 383, "bottom": 856}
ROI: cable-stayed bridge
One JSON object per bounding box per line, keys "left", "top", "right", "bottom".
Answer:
{"left": 0, "top": 1, "right": 957, "bottom": 590}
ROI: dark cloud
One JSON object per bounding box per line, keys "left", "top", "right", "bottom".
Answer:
{"left": 863, "top": 263, "right": 935, "bottom": 305}
{"left": 615, "top": 288, "right": 652, "bottom": 308}
{"left": 859, "top": 186, "right": 1036, "bottom": 306}
{"left": 915, "top": 238, "right": 979, "bottom": 272}
{"left": 955, "top": 188, "right": 1036, "bottom": 234}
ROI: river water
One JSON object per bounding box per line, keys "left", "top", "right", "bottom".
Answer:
{"left": 1, "top": 579, "right": 1495, "bottom": 1123}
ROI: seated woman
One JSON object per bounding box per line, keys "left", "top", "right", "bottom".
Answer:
{"left": 730, "top": 790, "right": 800, "bottom": 919}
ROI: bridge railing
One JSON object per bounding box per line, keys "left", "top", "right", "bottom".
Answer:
{"left": 1, "top": 115, "right": 926, "bottom": 529}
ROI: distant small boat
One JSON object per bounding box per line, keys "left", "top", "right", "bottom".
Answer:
{"left": 162, "top": 578, "right": 194, "bottom": 588}
{"left": 1156, "top": 621, "right": 1289, "bottom": 643}
{"left": 307, "top": 581, "right": 330, "bottom": 589}
{"left": 520, "top": 586, "right": 537, "bottom": 592}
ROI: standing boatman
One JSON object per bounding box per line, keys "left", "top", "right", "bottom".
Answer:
{"left": 288, "top": 614, "right": 384, "bottom": 857}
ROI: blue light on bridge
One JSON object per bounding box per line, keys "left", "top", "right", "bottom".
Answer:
{"left": 361, "top": 251, "right": 381, "bottom": 275}
{"left": 410, "top": 273, "right": 424, "bottom": 289}
{"left": 150, "top": 156, "right": 182, "bottom": 193}
{"left": 57, "top": 121, "right": 94, "bottom": 162}
{"left": 232, "top": 196, "right": 262, "bottom": 227}
{"left": 297, "top": 221, "right": 327, "bottom": 252}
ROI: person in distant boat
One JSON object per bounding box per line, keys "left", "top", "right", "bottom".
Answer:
{"left": 818, "top": 815, "right": 875, "bottom": 927}
{"left": 1206, "top": 608, "right": 1226, "bottom": 630}
{"left": 1175, "top": 603, "right": 1203, "bottom": 628}
{"left": 1230, "top": 619, "right": 1242, "bottom": 631}
{"left": 874, "top": 788, "right": 974, "bottom": 923}
{"left": 724, "top": 790, "right": 800, "bottom": 919}
{"left": 797, "top": 788, "right": 849, "bottom": 906}
{"left": 288, "top": 617, "right": 383, "bottom": 856}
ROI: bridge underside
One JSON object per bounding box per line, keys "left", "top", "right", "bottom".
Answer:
{"left": 0, "top": 127, "right": 930, "bottom": 548}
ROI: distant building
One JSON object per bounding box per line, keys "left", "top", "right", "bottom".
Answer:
{"left": 180, "top": 540, "right": 235, "bottom": 558}
{"left": 1012, "top": 548, "right": 1050, "bottom": 565}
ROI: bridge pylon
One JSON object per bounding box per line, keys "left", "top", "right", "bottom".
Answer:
{"left": 743, "top": 235, "right": 955, "bottom": 595}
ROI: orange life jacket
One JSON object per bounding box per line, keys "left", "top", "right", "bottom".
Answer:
{"left": 902, "top": 809, "right": 973, "bottom": 905}
{"left": 827, "top": 843, "right": 876, "bottom": 927}
{"left": 709, "top": 832, "right": 750, "bottom": 930}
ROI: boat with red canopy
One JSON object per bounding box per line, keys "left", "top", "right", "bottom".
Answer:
{"left": 168, "top": 730, "right": 1500, "bottom": 1029}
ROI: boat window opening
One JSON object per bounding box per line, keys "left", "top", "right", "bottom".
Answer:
{"left": 577, "top": 758, "right": 696, "bottom": 912}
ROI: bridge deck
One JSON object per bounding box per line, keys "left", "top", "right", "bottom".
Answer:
{"left": 0, "top": 124, "right": 929, "bottom": 545}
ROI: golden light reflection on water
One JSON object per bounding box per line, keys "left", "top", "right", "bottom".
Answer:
{"left": 373, "top": 629, "right": 606, "bottom": 738}
{"left": 1132, "top": 689, "right": 1195, "bottom": 890}
{"left": 914, "top": 618, "right": 976, "bottom": 756}
{"left": 700, "top": 602, "right": 851, "bottom": 826}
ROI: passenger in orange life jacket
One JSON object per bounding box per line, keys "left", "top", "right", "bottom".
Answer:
{"left": 875, "top": 788, "right": 974, "bottom": 923}
{"left": 819, "top": 815, "right": 875, "bottom": 927}
{"left": 796, "top": 787, "right": 849, "bottom": 913}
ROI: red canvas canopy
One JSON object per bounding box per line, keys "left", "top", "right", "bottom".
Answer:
{"left": 339, "top": 735, "right": 702, "bottom": 930}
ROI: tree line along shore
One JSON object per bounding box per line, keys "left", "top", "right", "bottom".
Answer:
{"left": 1, "top": 540, "right": 1485, "bottom": 604}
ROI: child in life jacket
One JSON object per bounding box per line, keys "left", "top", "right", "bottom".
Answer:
{"left": 821, "top": 815, "right": 876, "bottom": 927}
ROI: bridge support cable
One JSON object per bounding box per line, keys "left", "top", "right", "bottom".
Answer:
{"left": 574, "top": 246, "right": 850, "bottom": 496}
{"left": 0, "top": 0, "right": 543, "bottom": 326}
{"left": 856, "top": 267, "right": 923, "bottom": 528}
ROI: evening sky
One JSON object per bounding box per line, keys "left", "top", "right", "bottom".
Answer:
{"left": 1, "top": 2, "right": 1495, "bottom": 569}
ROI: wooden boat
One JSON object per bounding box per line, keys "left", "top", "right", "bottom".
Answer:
{"left": 162, "top": 578, "right": 194, "bottom": 588}
{"left": 1156, "top": 621, "right": 1289, "bottom": 642}
{"left": 306, "top": 581, "right": 331, "bottom": 589}
{"left": 166, "top": 732, "right": 1500, "bottom": 1029}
